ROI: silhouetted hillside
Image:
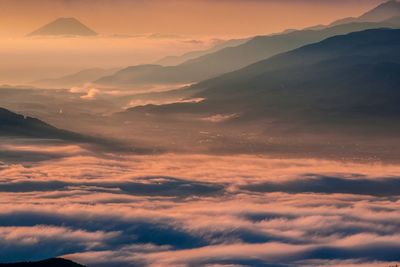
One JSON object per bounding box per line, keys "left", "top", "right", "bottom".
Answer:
{"left": 0, "top": 107, "right": 94, "bottom": 141}
{"left": 125, "top": 29, "right": 400, "bottom": 134}
{"left": 0, "top": 258, "right": 86, "bottom": 267}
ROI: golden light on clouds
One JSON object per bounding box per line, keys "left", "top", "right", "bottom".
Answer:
{"left": 0, "top": 0, "right": 400, "bottom": 265}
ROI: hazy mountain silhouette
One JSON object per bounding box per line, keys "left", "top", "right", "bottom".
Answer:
{"left": 97, "top": 64, "right": 164, "bottom": 86}
{"left": 125, "top": 29, "right": 400, "bottom": 133}
{"left": 331, "top": 0, "right": 400, "bottom": 26}
{"left": 155, "top": 38, "right": 248, "bottom": 66}
{"left": 32, "top": 68, "right": 118, "bottom": 88}
{"left": 95, "top": 16, "right": 400, "bottom": 88}
{"left": 359, "top": 0, "right": 400, "bottom": 21}
{"left": 0, "top": 258, "right": 86, "bottom": 267}
{"left": 27, "top": 17, "right": 97, "bottom": 37}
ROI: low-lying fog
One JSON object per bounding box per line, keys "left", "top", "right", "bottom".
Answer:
{"left": 1, "top": 75, "right": 399, "bottom": 267}
{"left": 1, "top": 83, "right": 399, "bottom": 162}
{"left": 0, "top": 140, "right": 400, "bottom": 266}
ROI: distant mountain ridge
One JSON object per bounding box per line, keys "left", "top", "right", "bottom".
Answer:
{"left": 358, "top": 0, "right": 400, "bottom": 21}
{"left": 331, "top": 0, "right": 400, "bottom": 26}
{"left": 95, "top": 3, "right": 400, "bottom": 88}
{"left": 155, "top": 38, "right": 249, "bottom": 66}
{"left": 27, "top": 17, "right": 97, "bottom": 37}
{"left": 32, "top": 68, "right": 119, "bottom": 88}
{"left": 124, "top": 29, "right": 400, "bottom": 134}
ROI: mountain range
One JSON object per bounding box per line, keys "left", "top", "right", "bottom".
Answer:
{"left": 124, "top": 28, "right": 400, "bottom": 134}
{"left": 154, "top": 38, "right": 249, "bottom": 66}
{"left": 95, "top": 0, "right": 400, "bottom": 88}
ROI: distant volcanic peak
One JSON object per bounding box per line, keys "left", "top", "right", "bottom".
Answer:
{"left": 27, "top": 17, "right": 98, "bottom": 37}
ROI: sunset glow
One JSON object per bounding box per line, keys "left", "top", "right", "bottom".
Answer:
{"left": 1, "top": 1, "right": 400, "bottom": 266}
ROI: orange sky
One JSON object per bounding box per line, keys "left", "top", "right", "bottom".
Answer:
{"left": 0, "top": 0, "right": 387, "bottom": 83}
{"left": 0, "top": 0, "right": 384, "bottom": 37}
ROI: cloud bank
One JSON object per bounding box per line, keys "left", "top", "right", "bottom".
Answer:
{"left": 0, "top": 142, "right": 400, "bottom": 266}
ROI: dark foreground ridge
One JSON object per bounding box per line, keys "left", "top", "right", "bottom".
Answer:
{"left": 0, "top": 258, "right": 86, "bottom": 267}
{"left": 0, "top": 107, "right": 92, "bottom": 142}
{"left": 0, "top": 106, "right": 152, "bottom": 153}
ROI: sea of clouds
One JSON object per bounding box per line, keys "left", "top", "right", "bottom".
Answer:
{"left": 0, "top": 140, "right": 400, "bottom": 266}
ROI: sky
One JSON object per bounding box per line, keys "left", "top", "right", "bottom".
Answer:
{"left": 0, "top": 0, "right": 384, "bottom": 37}
{"left": 0, "top": 0, "right": 387, "bottom": 84}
